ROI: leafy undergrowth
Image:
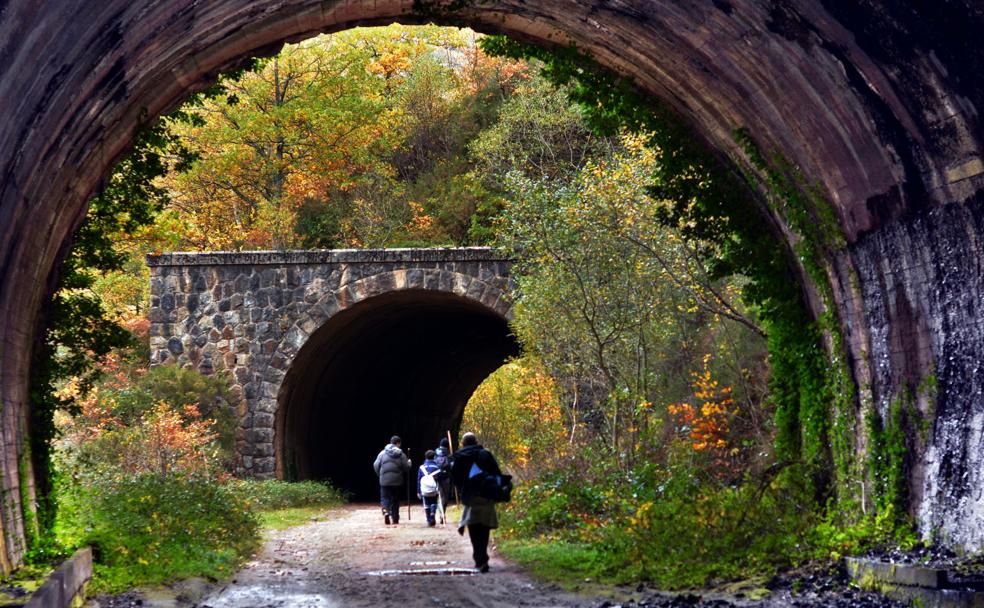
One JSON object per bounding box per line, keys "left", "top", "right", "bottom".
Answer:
{"left": 498, "top": 466, "right": 918, "bottom": 592}
{"left": 77, "top": 475, "right": 260, "bottom": 594}
{"left": 228, "top": 479, "right": 347, "bottom": 511}
{"left": 57, "top": 477, "right": 345, "bottom": 594}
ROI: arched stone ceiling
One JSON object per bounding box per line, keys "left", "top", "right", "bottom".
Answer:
{"left": 1, "top": 0, "right": 983, "bottom": 563}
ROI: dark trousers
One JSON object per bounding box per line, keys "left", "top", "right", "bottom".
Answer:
{"left": 422, "top": 494, "right": 438, "bottom": 524}
{"left": 380, "top": 485, "right": 402, "bottom": 523}
{"left": 468, "top": 524, "right": 491, "bottom": 568}
{"left": 439, "top": 478, "right": 453, "bottom": 507}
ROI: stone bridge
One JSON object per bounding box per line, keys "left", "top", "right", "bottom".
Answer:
{"left": 147, "top": 248, "right": 516, "bottom": 497}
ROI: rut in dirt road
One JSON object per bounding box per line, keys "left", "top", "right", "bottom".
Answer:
{"left": 200, "top": 504, "right": 590, "bottom": 608}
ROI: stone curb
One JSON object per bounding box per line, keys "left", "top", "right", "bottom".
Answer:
{"left": 25, "top": 547, "right": 92, "bottom": 608}
{"left": 845, "top": 557, "right": 984, "bottom": 607}
{"left": 146, "top": 247, "right": 512, "bottom": 267}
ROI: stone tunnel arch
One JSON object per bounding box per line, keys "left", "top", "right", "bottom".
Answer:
{"left": 272, "top": 269, "right": 517, "bottom": 499}
{"left": 1, "top": 0, "right": 984, "bottom": 567}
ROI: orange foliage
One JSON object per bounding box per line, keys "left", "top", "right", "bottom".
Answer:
{"left": 404, "top": 201, "right": 438, "bottom": 241}
{"left": 123, "top": 317, "right": 150, "bottom": 341}
{"left": 129, "top": 403, "right": 219, "bottom": 478}
{"left": 459, "top": 46, "right": 529, "bottom": 97}
{"left": 668, "top": 355, "right": 740, "bottom": 476}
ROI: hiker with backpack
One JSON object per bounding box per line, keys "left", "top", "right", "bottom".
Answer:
{"left": 450, "top": 432, "right": 507, "bottom": 573}
{"left": 433, "top": 437, "right": 453, "bottom": 507}
{"left": 373, "top": 435, "right": 411, "bottom": 526}
{"left": 417, "top": 450, "right": 442, "bottom": 527}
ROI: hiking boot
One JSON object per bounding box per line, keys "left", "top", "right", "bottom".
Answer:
{"left": 478, "top": 562, "right": 490, "bottom": 573}
{"left": 382, "top": 509, "right": 390, "bottom": 526}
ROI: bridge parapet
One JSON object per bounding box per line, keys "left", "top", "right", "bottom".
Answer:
{"left": 146, "top": 247, "right": 513, "bottom": 477}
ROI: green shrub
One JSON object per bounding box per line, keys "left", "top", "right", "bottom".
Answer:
{"left": 227, "top": 479, "right": 347, "bottom": 510}
{"left": 497, "top": 539, "right": 608, "bottom": 587}
{"left": 78, "top": 475, "right": 260, "bottom": 593}
{"left": 502, "top": 470, "right": 609, "bottom": 539}
{"left": 597, "top": 478, "right": 808, "bottom": 587}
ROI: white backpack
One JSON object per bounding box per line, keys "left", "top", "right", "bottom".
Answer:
{"left": 419, "top": 465, "right": 440, "bottom": 497}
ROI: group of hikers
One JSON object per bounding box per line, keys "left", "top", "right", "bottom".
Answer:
{"left": 372, "top": 432, "right": 503, "bottom": 573}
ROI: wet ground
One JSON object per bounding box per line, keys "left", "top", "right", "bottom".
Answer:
{"left": 85, "top": 504, "right": 906, "bottom": 608}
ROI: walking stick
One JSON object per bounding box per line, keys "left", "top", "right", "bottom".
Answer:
{"left": 446, "top": 430, "right": 460, "bottom": 507}
{"left": 406, "top": 448, "right": 412, "bottom": 521}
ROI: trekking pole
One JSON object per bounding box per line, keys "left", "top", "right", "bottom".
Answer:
{"left": 447, "top": 430, "right": 460, "bottom": 507}
{"left": 406, "top": 448, "right": 412, "bottom": 521}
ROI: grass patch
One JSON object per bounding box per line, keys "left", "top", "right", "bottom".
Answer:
{"left": 227, "top": 479, "right": 347, "bottom": 510}
{"left": 497, "top": 539, "right": 608, "bottom": 588}
{"left": 259, "top": 506, "right": 332, "bottom": 531}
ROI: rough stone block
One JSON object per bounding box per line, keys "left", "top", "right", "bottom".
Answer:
{"left": 167, "top": 337, "right": 184, "bottom": 355}
{"left": 262, "top": 382, "right": 280, "bottom": 399}
{"left": 453, "top": 274, "right": 470, "bottom": 296}
{"left": 285, "top": 326, "right": 308, "bottom": 350}
{"left": 255, "top": 397, "right": 278, "bottom": 414}
{"left": 466, "top": 279, "right": 486, "bottom": 302}
{"left": 406, "top": 268, "right": 425, "bottom": 288}
{"left": 253, "top": 412, "right": 275, "bottom": 428}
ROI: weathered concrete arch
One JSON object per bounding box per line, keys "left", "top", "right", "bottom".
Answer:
{"left": 1, "top": 0, "right": 984, "bottom": 566}
{"left": 146, "top": 249, "right": 516, "bottom": 493}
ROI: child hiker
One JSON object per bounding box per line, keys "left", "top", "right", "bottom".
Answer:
{"left": 417, "top": 449, "right": 442, "bottom": 527}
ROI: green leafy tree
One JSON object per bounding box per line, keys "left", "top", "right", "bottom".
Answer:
{"left": 469, "top": 73, "right": 613, "bottom": 183}
{"left": 498, "top": 135, "right": 766, "bottom": 469}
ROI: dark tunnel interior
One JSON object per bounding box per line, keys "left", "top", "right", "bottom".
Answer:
{"left": 277, "top": 289, "right": 519, "bottom": 500}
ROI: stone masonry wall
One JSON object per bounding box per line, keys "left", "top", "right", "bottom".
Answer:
{"left": 147, "top": 248, "right": 513, "bottom": 478}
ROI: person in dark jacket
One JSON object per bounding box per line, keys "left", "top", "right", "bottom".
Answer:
{"left": 417, "top": 450, "right": 441, "bottom": 527}
{"left": 433, "top": 437, "right": 453, "bottom": 507}
{"left": 373, "top": 435, "right": 411, "bottom": 525}
{"left": 450, "top": 432, "right": 501, "bottom": 572}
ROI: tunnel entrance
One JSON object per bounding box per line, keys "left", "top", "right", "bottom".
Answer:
{"left": 276, "top": 289, "right": 518, "bottom": 500}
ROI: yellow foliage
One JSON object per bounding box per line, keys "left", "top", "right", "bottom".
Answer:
{"left": 463, "top": 357, "right": 568, "bottom": 480}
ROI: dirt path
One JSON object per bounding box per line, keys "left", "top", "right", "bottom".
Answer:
{"left": 199, "top": 504, "right": 592, "bottom": 608}
{"left": 87, "top": 504, "right": 908, "bottom": 608}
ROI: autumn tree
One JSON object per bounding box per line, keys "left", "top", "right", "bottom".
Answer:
{"left": 498, "top": 135, "right": 767, "bottom": 469}
{"left": 165, "top": 28, "right": 413, "bottom": 249}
